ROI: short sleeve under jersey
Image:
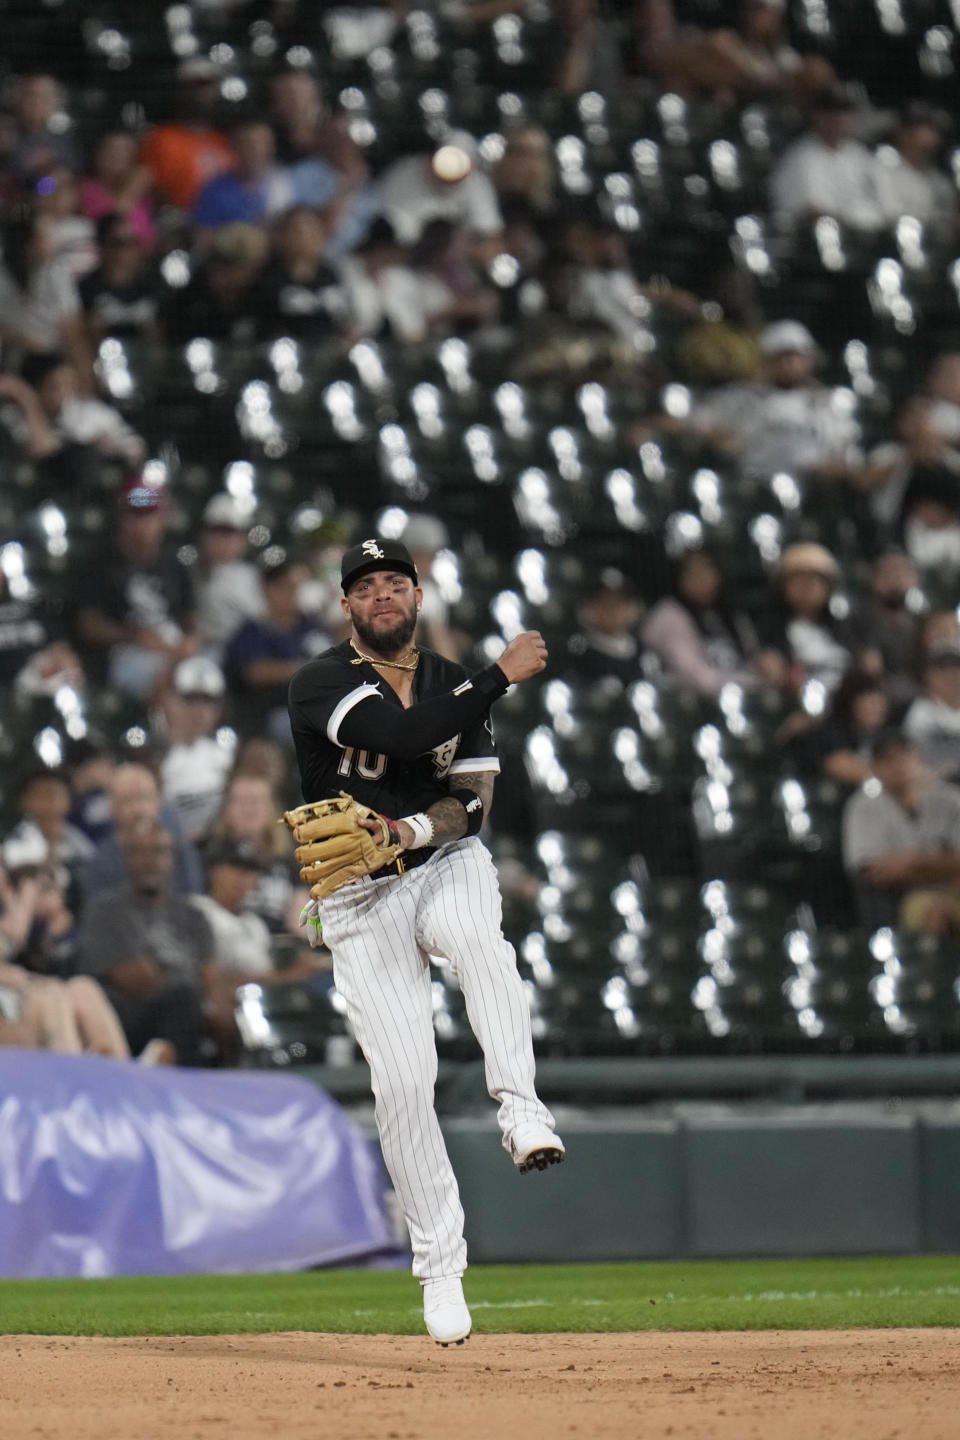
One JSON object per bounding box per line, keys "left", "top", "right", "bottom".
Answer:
{"left": 287, "top": 640, "right": 506, "bottom": 817}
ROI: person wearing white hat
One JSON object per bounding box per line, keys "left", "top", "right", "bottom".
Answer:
{"left": 158, "top": 655, "right": 236, "bottom": 843}
{"left": 688, "top": 317, "right": 863, "bottom": 482}
{"left": 758, "top": 319, "right": 818, "bottom": 359}
{"left": 194, "top": 492, "right": 265, "bottom": 660}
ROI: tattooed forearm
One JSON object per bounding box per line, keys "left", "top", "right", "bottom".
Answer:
{"left": 425, "top": 797, "right": 471, "bottom": 844}
{"left": 426, "top": 773, "right": 495, "bottom": 843}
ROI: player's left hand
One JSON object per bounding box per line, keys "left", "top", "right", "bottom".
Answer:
{"left": 360, "top": 815, "right": 414, "bottom": 849}
{"left": 282, "top": 792, "right": 406, "bottom": 899}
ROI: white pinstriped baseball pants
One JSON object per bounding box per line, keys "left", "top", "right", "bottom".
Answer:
{"left": 319, "top": 837, "right": 555, "bottom": 1280}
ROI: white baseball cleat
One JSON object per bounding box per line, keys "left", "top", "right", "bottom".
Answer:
{"left": 422, "top": 1276, "right": 472, "bottom": 1346}
{"left": 509, "top": 1125, "right": 566, "bottom": 1174}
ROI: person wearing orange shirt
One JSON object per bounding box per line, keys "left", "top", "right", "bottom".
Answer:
{"left": 140, "top": 58, "right": 235, "bottom": 211}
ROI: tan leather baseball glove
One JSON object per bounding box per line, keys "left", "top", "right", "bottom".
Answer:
{"left": 281, "top": 791, "right": 404, "bottom": 901}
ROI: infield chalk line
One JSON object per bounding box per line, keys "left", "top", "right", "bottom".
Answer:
{"left": 656, "top": 1285, "right": 960, "bottom": 1304}
{"left": 383, "top": 1285, "right": 960, "bottom": 1321}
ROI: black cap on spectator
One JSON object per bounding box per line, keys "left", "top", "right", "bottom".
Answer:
{"left": 903, "top": 463, "right": 960, "bottom": 515}
{"left": 14, "top": 764, "right": 70, "bottom": 800}
{"left": 871, "top": 728, "right": 915, "bottom": 760}
{"left": 813, "top": 83, "right": 859, "bottom": 112}
{"left": 356, "top": 217, "right": 399, "bottom": 253}
{"left": 341, "top": 538, "right": 418, "bottom": 593}
{"left": 899, "top": 100, "right": 948, "bottom": 132}
{"left": 62, "top": 735, "right": 111, "bottom": 770}
{"left": 96, "top": 210, "right": 138, "bottom": 247}
{"left": 20, "top": 352, "right": 69, "bottom": 388}
{"left": 205, "top": 838, "right": 265, "bottom": 873}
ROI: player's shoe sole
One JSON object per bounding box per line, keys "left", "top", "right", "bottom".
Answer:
{"left": 518, "top": 1144, "right": 565, "bottom": 1174}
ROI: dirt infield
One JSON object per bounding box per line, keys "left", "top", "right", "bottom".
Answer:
{"left": 2, "top": 1328, "right": 958, "bottom": 1439}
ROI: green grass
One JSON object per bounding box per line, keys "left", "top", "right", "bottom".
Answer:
{"left": 2, "top": 1257, "right": 960, "bottom": 1337}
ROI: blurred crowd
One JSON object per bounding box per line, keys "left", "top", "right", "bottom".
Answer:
{"left": 2, "top": 0, "right": 960, "bottom": 1063}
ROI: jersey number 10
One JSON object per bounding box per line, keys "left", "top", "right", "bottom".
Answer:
{"left": 337, "top": 746, "right": 387, "bottom": 780}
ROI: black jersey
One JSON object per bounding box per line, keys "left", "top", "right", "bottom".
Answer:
{"left": 288, "top": 641, "right": 502, "bottom": 816}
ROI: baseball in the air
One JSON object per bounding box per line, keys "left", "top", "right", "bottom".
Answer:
{"left": 432, "top": 144, "right": 472, "bottom": 184}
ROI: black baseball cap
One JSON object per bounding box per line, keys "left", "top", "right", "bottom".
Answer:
{"left": 204, "top": 839, "right": 265, "bottom": 873}
{"left": 870, "top": 727, "right": 915, "bottom": 761}
{"left": 812, "top": 83, "right": 859, "bottom": 113}
{"left": 899, "top": 100, "right": 947, "bottom": 133}
{"left": 341, "top": 537, "right": 418, "bottom": 593}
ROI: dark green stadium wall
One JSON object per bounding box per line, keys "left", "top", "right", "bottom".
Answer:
{"left": 440, "top": 1106, "right": 960, "bottom": 1263}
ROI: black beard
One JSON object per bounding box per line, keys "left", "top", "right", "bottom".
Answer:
{"left": 353, "top": 607, "right": 417, "bottom": 657}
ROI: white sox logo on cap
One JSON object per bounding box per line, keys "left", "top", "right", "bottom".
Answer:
{"left": 341, "top": 536, "right": 418, "bottom": 591}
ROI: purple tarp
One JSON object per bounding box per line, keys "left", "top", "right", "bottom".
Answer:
{"left": 0, "top": 1049, "right": 405, "bottom": 1278}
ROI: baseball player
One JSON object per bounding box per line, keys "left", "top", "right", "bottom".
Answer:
{"left": 286, "top": 536, "right": 564, "bottom": 1345}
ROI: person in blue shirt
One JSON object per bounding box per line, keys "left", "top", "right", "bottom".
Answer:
{"left": 225, "top": 552, "right": 330, "bottom": 743}
{"left": 193, "top": 117, "right": 292, "bottom": 234}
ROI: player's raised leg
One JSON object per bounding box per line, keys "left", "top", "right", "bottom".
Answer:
{"left": 417, "top": 839, "right": 565, "bottom": 1172}
{"left": 319, "top": 881, "right": 469, "bottom": 1283}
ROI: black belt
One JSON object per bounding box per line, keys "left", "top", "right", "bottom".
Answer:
{"left": 368, "top": 846, "right": 436, "bottom": 881}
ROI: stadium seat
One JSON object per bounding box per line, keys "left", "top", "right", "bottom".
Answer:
{"left": 692, "top": 969, "right": 792, "bottom": 1052}
{"left": 781, "top": 969, "right": 875, "bottom": 1052}
{"left": 524, "top": 971, "right": 613, "bottom": 1057}
{"left": 531, "top": 826, "right": 642, "bottom": 909}
{"left": 235, "top": 980, "right": 357, "bottom": 1069}
{"left": 866, "top": 928, "right": 960, "bottom": 1048}
{"left": 601, "top": 964, "right": 707, "bottom": 1054}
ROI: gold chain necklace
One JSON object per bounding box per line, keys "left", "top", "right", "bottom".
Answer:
{"left": 349, "top": 639, "right": 420, "bottom": 672}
